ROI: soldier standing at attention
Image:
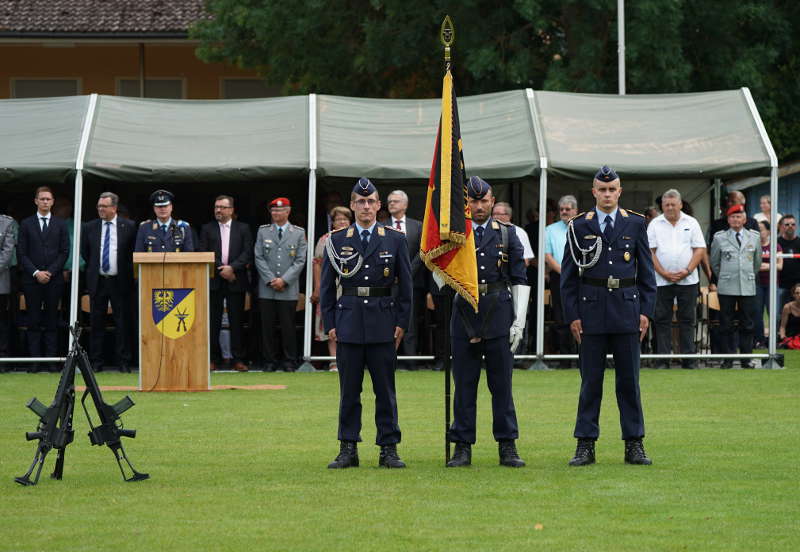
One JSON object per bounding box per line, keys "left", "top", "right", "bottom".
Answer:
{"left": 320, "top": 178, "right": 412, "bottom": 469}
{"left": 254, "top": 197, "right": 307, "bottom": 372}
{"left": 134, "top": 190, "right": 195, "bottom": 253}
{"left": 446, "top": 176, "right": 530, "bottom": 469}
{"left": 709, "top": 204, "right": 761, "bottom": 368}
{"left": 561, "top": 166, "right": 657, "bottom": 466}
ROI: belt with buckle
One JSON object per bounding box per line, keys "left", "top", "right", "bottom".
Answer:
{"left": 342, "top": 286, "right": 391, "bottom": 297}
{"left": 582, "top": 276, "right": 636, "bottom": 289}
{"left": 478, "top": 281, "right": 508, "bottom": 295}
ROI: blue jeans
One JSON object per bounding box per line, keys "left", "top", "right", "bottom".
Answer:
{"left": 754, "top": 284, "right": 770, "bottom": 346}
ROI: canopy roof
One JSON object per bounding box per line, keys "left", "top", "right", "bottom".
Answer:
{"left": 0, "top": 88, "right": 774, "bottom": 185}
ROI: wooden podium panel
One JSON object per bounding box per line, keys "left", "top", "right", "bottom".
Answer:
{"left": 134, "top": 252, "right": 214, "bottom": 391}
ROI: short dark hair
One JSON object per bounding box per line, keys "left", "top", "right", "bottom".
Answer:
{"left": 215, "top": 195, "right": 235, "bottom": 207}
{"left": 759, "top": 220, "right": 770, "bottom": 232}
{"left": 34, "top": 186, "right": 53, "bottom": 198}
{"left": 779, "top": 214, "right": 796, "bottom": 226}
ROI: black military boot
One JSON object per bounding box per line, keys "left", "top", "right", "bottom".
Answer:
{"left": 446, "top": 442, "right": 472, "bottom": 467}
{"left": 498, "top": 439, "right": 526, "bottom": 467}
{"left": 568, "top": 438, "right": 596, "bottom": 466}
{"left": 624, "top": 438, "right": 652, "bottom": 465}
{"left": 327, "top": 441, "right": 359, "bottom": 469}
{"left": 378, "top": 444, "right": 406, "bottom": 468}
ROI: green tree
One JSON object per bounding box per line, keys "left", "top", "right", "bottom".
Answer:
{"left": 192, "top": 0, "right": 799, "bottom": 160}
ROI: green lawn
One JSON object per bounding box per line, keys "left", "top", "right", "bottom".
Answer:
{"left": 1, "top": 352, "right": 798, "bottom": 551}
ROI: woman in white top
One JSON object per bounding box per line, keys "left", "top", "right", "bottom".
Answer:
{"left": 753, "top": 194, "right": 782, "bottom": 224}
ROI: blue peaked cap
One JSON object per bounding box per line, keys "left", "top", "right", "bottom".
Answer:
{"left": 353, "top": 177, "right": 377, "bottom": 196}
{"left": 467, "top": 175, "right": 491, "bottom": 199}
{"left": 594, "top": 165, "right": 619, "bottom": 182}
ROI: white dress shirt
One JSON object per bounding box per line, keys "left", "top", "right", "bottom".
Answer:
{"left": 37, "top": 211, "right": 51, "bottom": 231}
{"left": 512, "top": 224, "right": 535, "bottom": 260}
{"left": 646, "top": 212, "right": 706, "bottom": 286}
{"left": 100, "top": 216, "right": 119, "bottom": 276}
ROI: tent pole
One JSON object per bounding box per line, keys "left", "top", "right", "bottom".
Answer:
{"left": 298, "top": 93, "right": 318, "bottom": 372}
{"left": 68, "top": 93, "right": 99, "bottom": 350}
{"left": 618, "top": 0, "right": 626, "bottom": 95}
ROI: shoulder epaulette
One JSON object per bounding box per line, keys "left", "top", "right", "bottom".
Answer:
{"left": 0, "top": 214, "right": 14, "bottom": 222}
{"left": 330, "top": 226, "right": 347, "bottom": 234}
{"left": 713, "top": 229, "right": 727, "bottom": 238}
{"left": 585, "top": 211, "right": 595, "bottom": 220}
{"left": 292, "top": 224, "right": 305, "bottom": 231}
{"left": 259, "top": 224, "right": 270, "bottom": 229}
{"left": 625, "top": 208, "right": 645, "bottom": 218}
{"left": 139, "top": 220, "right": 152, "bottom": 226}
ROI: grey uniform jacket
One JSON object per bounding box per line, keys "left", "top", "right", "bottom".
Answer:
{"left": 710, "top": 228, "right": 760, "bottom": 296}
{"left": 254, "top": 223, "right": 308, "bottom": 300}
{"left": 0, "top": 215, "right": 16, "bottom": 294}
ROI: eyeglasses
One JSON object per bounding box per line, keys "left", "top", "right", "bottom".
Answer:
{"left": 214, "top": 205, "right": 233, "bottom": 210}
{"left": 784, "top": 222, "right": 797, "bottom": 227}
{"left": 354, "top": 199, "right": 378, "bottom": 207}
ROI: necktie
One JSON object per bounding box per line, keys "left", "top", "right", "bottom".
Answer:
{"left": 102, "top": 221, "right": 111, "bottom": 273}
{"left": 736, "top": 232, "right": 742, "bottom": 247}
{"left": 278, "top": 227, "right": 283, "bottom": 241}
{"left": 475, "top": 226, "right": 484, "bottom": 247}
{"left": 395, "top": 219, "right": 403, "bottom": 232}
{"left": 603, "top": 215, "right": 614, "bottom": 242}
{"left": 361, "top": 229, "right": 370, "bottom": 250}
{"left": 161, "top": 224, "right": 167, "bottom": 235}
{"left": 41, "top": 217, "right": 48, "bottom": 233}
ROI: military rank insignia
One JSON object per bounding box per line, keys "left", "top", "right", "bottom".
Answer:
{"left": 152, "top": 288, "right": 195, "bottom": 339}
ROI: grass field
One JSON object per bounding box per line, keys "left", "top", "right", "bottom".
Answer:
{"left": 1, "top": 353, "right": 798, "bottom": 551}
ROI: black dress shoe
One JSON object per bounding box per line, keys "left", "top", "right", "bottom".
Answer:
{"left": 741, "top": 361, "right": 754, "bottom": 369}
{"left": 446, "top": 442, "right": 472, "bottom": 467}
{"left": 624, "top": 438, "right": 652, "bottom": 465}
{"left": 378, "top": 444, "right": 406, "bottom": 468}
{"left": 498, "top": 439, "right": 525, "bottom": 467}
{"left": 569, "top": 438, "right": 596, "bottom": 466}
{"left": 262, "top": 362, "right": 277, "bottom": 373}
{"left": 327, "top": 441, "right": 359, "bottom": 469}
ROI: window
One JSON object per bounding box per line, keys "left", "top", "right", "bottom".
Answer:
{"left": 11, "top": 79, "right": 80, "bottom": 98}
{"left": 118, "top": 78, "right": 184, "bottom": 99}
{"left": 221, "top": 78, "right": 280, "bottom": 99}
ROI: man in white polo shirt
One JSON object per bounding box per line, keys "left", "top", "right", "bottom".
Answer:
{"left": 647, "top": 189, "right": 706, "bottom": 369}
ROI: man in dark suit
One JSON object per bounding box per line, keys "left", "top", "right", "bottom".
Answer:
{"left": 18, "top": 186, "right": 69, "bottom": 371}
{"left": 199, "top": 195, "right": 254, "bottom": 372}
{"left": 80, "top": 192, "right": 136, "bottom": 372}
{"left": 387, "top": 189, "right": 424, "bottom": 368}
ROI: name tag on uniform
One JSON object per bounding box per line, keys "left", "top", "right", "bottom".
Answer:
{"left": 265, "top": 239, "right": 273, "bottom": 243}
{"left": 584, "top": 235, "right": 597, "bottom": 239}
{"left": 379, "top": 252, "right": 393, "bottom": 259}
{"left": 622, "top": 236, "right": 632, "bottom": 240}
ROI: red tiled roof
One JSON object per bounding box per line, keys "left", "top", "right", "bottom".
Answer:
{"left": 0, "top": 0, "right": 208, "bottom": 35}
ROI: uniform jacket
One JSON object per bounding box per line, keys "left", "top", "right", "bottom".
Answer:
{"left": 710, "top": 228, "right": 760, "bottom": 296}
{"left": 80, "top": 217, "right": 137, "bottom": 296}
{"left": 254, "top": 223, "right": 307, "bottom": 300}
{"left": 18, "top": 213, "right": 69, "bottom": 285}
{"left": 561, "top": 208, "right": 656, "bottom": 335}
{"left": 320, "top": 223, "right": 412, "bottom": 344}
{"left": 199, "top": 220, "right": 254, "bottom": 293}
{"left": 450, "top": 218, "right": 527, "bottom": 340}
{"left": 134, "top": 219, "right": 195, "bottom": 252}
{"left": 0, "top": 215, "right": 16, "bottom": 294}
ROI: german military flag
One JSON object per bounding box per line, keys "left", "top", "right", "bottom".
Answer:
{"left": 420, "top": 69, "right": 479, "bottom": 311}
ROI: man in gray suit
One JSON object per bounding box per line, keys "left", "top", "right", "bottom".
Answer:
{"left": 254, "top": 197, "right": 308, "bottom": 371}
{"left": 0, "top": 213, "right": 16, "bottom": 364}
{"left": 710, "top": 204, "right": 761, "bottom": 368}
{"left": 387, "top": 190, "right": 423, "bottom": 368}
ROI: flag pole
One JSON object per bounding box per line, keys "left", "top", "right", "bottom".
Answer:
{"left": 440, "top": 16, "right": 454, "bottom": 465}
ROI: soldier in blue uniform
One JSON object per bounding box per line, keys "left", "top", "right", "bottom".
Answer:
{"left": 560, "top": 166, "right": 657, "bottom": 466}
{"left": 134, "top": 190, "right": 195, "bottom": 253}
{"left": 320, "top": 178, "right": 412, "bottom": 469}
{"left": 446, "top": 176, "right": 530, "bottom": 468}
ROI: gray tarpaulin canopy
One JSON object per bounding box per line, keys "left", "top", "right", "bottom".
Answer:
{"left": 0, "top": 88, "right": 773, "bottom": 183}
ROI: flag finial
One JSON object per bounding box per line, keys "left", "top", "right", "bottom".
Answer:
{"left": 440, "top": 16, "right": 455, "bottom": 64}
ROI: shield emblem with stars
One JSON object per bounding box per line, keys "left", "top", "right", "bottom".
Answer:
{"left": 152, "top": 288, "right": 195, "bottom": 339}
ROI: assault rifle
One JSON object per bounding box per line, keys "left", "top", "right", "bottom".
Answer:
{"left": 15, "top": 325, "right": 149, "bottom": 486}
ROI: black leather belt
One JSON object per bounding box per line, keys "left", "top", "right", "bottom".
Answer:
{"left": 582, "top": 276, "right": 636, "bottom": 289}
{"left": 342, "top": 286, "right": 391, "bottom": 297}
{"left": 478, "top": 281, "right": 508, "bottom": 294}
{"left": 99, "top": 274, "right": 118, "bottom": 279}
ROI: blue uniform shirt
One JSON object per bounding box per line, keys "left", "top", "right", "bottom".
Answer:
{"left": 320, "top": 223, "right": 412, "bottom": 344}
{"left": 134, "top": 218, "right": 194, "bottom": 252}
{"left": 560, "top": 208, "right": 656, "bottom": 335}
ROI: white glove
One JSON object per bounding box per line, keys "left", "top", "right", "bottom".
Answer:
{"left": 432, "top": 271, "right": 446, "bottom": 290}
{"left": 509, "top": 284, "right": 531, "bottom": 352}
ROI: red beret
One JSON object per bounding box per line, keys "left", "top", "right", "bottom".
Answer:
{"left": 270, "top": 197, "right": 290, "bottom": 208}
{"left": 726, "top": 204, "right": 745, "bottom": 216}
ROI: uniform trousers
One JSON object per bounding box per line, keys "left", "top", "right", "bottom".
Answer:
{"left": 210, "top": 282, "right": 245, "bottom": 363}
{"left": 718, "top": 294, "right": 755, "bottom": 355}
{"left": 22, "top": 279, "right": 63, "bottom": 357}
{"left": 448, "top": 335, "right": 519, "bottom": 444}
{"left": 336, "top": 341, "right": 401, "bottom": 445}
{"left": 259, "top": 298, "right": 297, "bottom": 365}
{"left": 575, "top": 332, "right": 644, "bottom": 440}
{"left": 89, "top": 276, "right": 131, "bottom": 367}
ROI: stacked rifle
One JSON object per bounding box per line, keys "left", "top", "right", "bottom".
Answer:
{"left": 15, "top": 325, "right": 149, "bottom": 486}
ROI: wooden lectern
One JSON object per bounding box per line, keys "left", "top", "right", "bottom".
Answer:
{"left": 133, "top": 252, "right": 215, "bottom": 391}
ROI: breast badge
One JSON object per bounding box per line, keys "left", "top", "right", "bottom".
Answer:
{"left": 624, "top": 251, "right": 631, "bottom": 262}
